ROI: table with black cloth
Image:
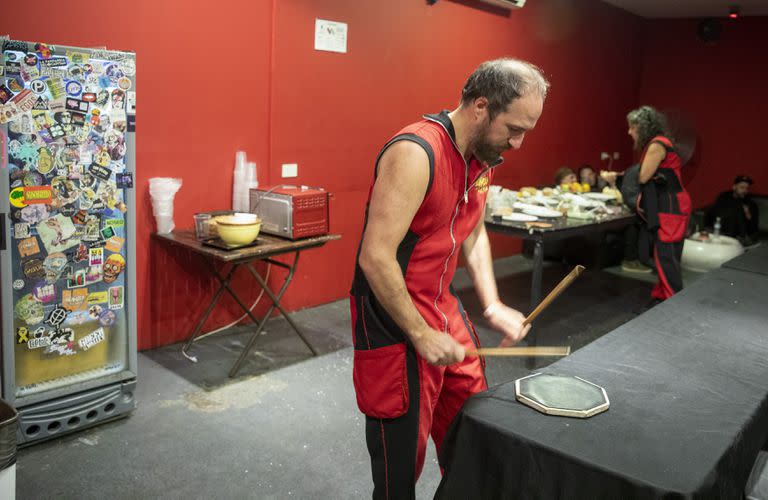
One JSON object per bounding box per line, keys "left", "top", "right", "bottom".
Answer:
{"left": 436, "top": 262, "right": 768, "bottom": 499}
{"left": 722, "top": 243, "right": 768, "bottom": 276}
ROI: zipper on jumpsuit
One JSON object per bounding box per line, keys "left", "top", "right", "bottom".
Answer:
{"left": 423, "top": 115, "right": 501, "bottom": 333}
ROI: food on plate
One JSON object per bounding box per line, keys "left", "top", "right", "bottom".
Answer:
{"left": 491, "top": 207, "right": 514, "bottom": 217}
{"left": 601, "top": 186, "right": 623, "bottom": 203}
{"left": 542, "top": 187, "right": 555, "bottom": 197}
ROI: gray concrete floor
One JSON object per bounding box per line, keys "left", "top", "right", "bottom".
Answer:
{"left": 17, "top": 256, "right": 657, "bottom": 499}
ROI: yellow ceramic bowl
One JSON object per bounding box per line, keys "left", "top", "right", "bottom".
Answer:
{"left": 214, "top": 215, "right": 261, "bottom": 246}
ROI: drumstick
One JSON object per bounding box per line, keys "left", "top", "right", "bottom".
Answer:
{"left": 523, "top": 265, "right": 585, "bottom": 326}
{"left": 466, "top": 346, "right": 570, "bottom": 357}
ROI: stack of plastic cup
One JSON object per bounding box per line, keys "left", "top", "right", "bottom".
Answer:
{"left": 149, "top": 177, "right": 182, "bottom": 234}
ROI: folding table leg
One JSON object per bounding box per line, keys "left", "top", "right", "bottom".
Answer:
{"left": 228, "top": 252, "right": 317, "bottom": 377}
{"left": 181, "top": 261, "right": 240, "bottom": 362}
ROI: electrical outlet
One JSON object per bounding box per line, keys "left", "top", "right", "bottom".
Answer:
{"left": 612, "top": 152, "right": 620, "bottom": 160}
{"left": 281, "top": 163, "right": 298, "bottom": 178}
{"left": 600, "top": 152, "right": 610, "bottom": 161}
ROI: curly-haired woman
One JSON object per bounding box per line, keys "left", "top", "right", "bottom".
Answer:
{"left": 628, "top": 105, "right": 692, "bottom": 301}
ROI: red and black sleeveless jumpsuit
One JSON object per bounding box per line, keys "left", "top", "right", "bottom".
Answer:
{"left": 638, "top": 135, "right": 692, "bottom": 300}
{"left": 350, "top": 111, "right": 496, "bottom": 499}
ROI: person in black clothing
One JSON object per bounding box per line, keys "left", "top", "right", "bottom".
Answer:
{"left": 707, "top": 175, "right": 759, "bottom": 244}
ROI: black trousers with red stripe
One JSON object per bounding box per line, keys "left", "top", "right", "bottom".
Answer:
{"left": 351, "top": 294, "right": 486, "bottom": 500}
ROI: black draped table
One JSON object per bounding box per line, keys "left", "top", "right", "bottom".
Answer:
{"left": 436, "top": 263, "right": 768, "bottom": 499}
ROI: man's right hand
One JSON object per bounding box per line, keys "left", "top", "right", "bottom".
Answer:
{"left": 412, "top": 329, "right": 465, "bottom": 366}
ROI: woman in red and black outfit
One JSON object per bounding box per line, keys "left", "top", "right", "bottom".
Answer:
{"left": 628, "top": 106, "right": 692, "bottom": 300}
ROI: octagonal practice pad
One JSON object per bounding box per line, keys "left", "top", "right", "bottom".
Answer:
{"left": 515, "top": 373, "right": 610, "bottom": 418}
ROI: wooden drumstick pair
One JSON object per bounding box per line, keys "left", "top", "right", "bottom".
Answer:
{"left": 466, "top": 265, "right": 585, "bottom": 358}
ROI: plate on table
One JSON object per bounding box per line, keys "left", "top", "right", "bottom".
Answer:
{"left": 522, "top": 206, "right": 563, "bottom": 218}
{"left": 502, "top": 213, "right": 539, "bottom": 222}
{"left": 583, "top": 193, "right": 616, "bottom": 201}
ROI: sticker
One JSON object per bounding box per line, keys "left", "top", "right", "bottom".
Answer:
{"left": 71, "top": 210, "right": 89, "bottom": 226}
{"left": 23, "top": 172, "right": 43, "bottom": 187}
{"left": 10, "top": 187, "right": 27, "bottom": 208}
{"left": 8, "top": 113, "right": 35, "bottom": 134}
{"left": 62, "top": 288, "right": 88, "bottom": 311}
{"left": 100, "top": 226, "right": 116, "bottom": 240}
{"left": 78, "top": 327, "right": 105, "bottom": 351}
{"left": 110, "top": 89, "right": 125, "bottom": 110}
{"left": 88, "top": 291, "right": 108, "bottom": 305}
{"left": 117, "top": 77, "right": 131, "bottom": 91}
{"left": 78, "top": 188, "right": 96, "bottom": 210}
{"left": 13, "top": 222, "right": 29, "bottom": 239}
{"left": 98, "top": 309, "right": 116, "bottom": 326}
{"left": 18, "top": 237, "right": 41, "bottom": 258}
{"left": 30, "top": 79, "right": 46, "bottom": 94}
{"left": 33, "top": 282, "right": 56, "bottom": 303}
{"left": 5, "top": 61, "right": 21, "bottom": 76}
{"left": 12, "top": 89, "right": 36, "bottom": 113}
{"left": 45, "top": 343, "right": 77, "bottom": 356}
{"left": 103, "top": 253, "right": 125, "bottom": 283}
{"left": 73, "top": 242, "right": 89, "bottom": 262}
{"left": 22, "top": 258, "right": 45, "bottom": 279}
{"left": 23, "top": 53, "right": 38, "bottom": 66}
{"left": 20, "top": 204, "right": 50, "bottom": 224}
{"left": 34, "top": 43, "right": 53, "bottom": 59}
{"left": 43, "top": 252, "right": 69, "bottom": 283}
{"left": 0, "top": 102, "right": 22, "bottom": 124}
{"left": 40, "top": 57, "right": 67, "bottom": 68}
{"left": 3, "top": 40, "right": 29, "bottom": 52}
{"left": 65, "top": 80, "right": 82, "bottom": 96}
{"left": 51, "top": 177, "right": 79, "bottom": 206}
{"left": 36, "top": 214, "right": 79, "bottom": 253}
{"left": 46, "top": 306, "right": 69, "bottom": 328}
{"left": 28, "top": 336, "right": 52, "bottom": 350}
{"left": 49, "top": 98, "right": 65, "bottom": 112}
{"left": 89, "top": 247, "right": 104, "bottom": 266}
{"left": 24, "top": 185, "right": 53, "bottom": 204}
{"left": 110, "top": 109, "right": 127, "bottom": 131}
{"left": 83, "top": 216, "right": 102, "bottom": 241}
{"left": 108, "top": 286, "right": 124, "bottom": 310}
{"left": 104, "top": 219, "right": 124, "bottom": 228}
{"left": 89, "top": 164, "right": 112, "bottom": 181}
{"left": 65, "top": 97, "right": 88, "bottom": 113}
{"left": 86, "top": 265, "right": 102, "bottom": 284}
{"left": 13, "top": 279, "right": 25, "bottom": 290}
{"left": 17, "top": 327, "right": 29, "bottom": 344}
{"left": 67, "top": 51, "right": 89, "bottom": 65}
{"left": 116, "top": 172, "right": 133, "bottom": 188}
{"left": 34, "top": 147, "right": 54, "bottom": 174}
{"left": 88, "top": 304, "right": 103, "bottom": 319}
{"left": 70, "top": 111, "right": 86, "bottom": 127}
{"left": 50, "top": 327, "right": 74, "bottom": 345}
{"left": 81, "top": 92, "right": 95, "bottom": 102}
{"left": 67, "top": 269, "right": 87, "bottom": 288}
{"left": 15, "top": 294, "right": 45, "bottom": 325}
{"left": 120, "top": 58, "right": 135, "bottom": 76}
{"left": 46, "top": 78, "right": 65, "bottom": 100}
{"left": 0, "top": 85, "right": 11, "bottom": 104}
{"left": 105, "top": 236, "right": 125, "bottom": 253}
{"left": 126, "top": 91, "right": 136, "bottom": 114}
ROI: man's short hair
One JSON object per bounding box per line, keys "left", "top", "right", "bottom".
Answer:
{"left": 460, "top": 58, "right": 549, "bottom": 120}
{"left": 734, "top": 175, "right": 753, "bottom": 185}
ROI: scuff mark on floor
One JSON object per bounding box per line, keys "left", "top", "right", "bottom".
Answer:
{"left": 158, "top": 374, "right": 288, "bottom": 413}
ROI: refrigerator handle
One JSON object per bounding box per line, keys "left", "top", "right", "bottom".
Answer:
{"left": 0, "top": 128, "right": 6, "bottom": 170}
{"left": 0, "top": 212, "right": 5, "bottom": 251}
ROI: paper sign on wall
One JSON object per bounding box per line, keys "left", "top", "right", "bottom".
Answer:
{"left": 314, "top": 19, "right": 348, "bottom": 54}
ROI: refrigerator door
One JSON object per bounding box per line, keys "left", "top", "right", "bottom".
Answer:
{"left": 1, "top": 39, "right": 137, "bottom": 409}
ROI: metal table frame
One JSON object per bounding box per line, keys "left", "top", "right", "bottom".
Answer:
{"left": 486, "top": 214, "right": 636, "bottom": 366}
{"left": 486, "top": 214, "right": 637, "bottom": 310}
{"left": 153, "top": 231, "right": 340, "bottom": 377}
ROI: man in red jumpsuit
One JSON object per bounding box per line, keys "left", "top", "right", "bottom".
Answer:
{"left": 350, "top": 59, "right": 549, "bottom": 499}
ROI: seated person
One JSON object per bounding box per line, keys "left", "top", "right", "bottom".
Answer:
{"left": 706, "top": 175, "right": 760, "bottom": 244}
{"left": 554, "top": 167, "right": 577, "bottom": 187}
{"left": 578, "top": 164, "right": 604, "bottom": 192}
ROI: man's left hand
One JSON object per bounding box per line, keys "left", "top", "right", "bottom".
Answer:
{"left": 485, "top": 303, "right": 531, "bottom": 347}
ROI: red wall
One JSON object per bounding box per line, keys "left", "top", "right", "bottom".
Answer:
{"left": 2, "top": 0, "right": 643, "bottom": 350}
{"left": 637, "top": 17, "right": 768, "bottom": 207}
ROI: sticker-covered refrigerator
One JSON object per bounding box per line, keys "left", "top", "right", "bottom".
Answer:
{"left": 0, "top": 38, "right": 137, "bottom": 445}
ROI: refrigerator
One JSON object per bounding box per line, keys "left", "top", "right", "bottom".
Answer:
{"left": 0, "top": 38, "right": 137, "bottom": 445}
